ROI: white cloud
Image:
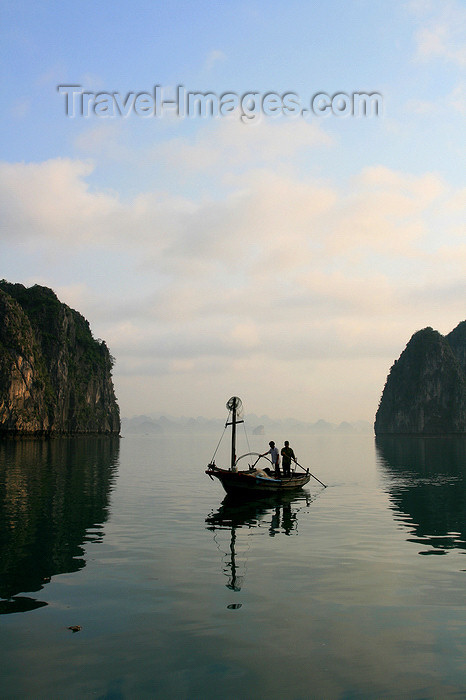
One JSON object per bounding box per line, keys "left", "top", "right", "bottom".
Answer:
{"left": 0, "top": 159, "right": 119, "bottom": 242}
{"left": 230, "top": 321, "right": 261, "bottom": 349}
{"left": 10, "top": 97, "right": 31, "bottom": 119}
{"left": 449, "top": 82, "right": 466, "bottom": 114}
{"left": 152, "top": 118, "right": 333, "bottom": 178}
{"left": 411, "top": 0, "right": 466, "bottom": 66}
{"left": 404, "top": 98, "right": 437, "bottom": 115}
{"left": 203, "top": 49, "right": 227, "bottom": 73}
{"left": 404, "top": 82, "right": 466, "bottom": 117}
{"left": 1, "top": 149, "right": 464, "bottom": 421}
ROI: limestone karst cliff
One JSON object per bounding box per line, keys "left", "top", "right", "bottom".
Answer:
{"left": 0, "top": 281, "right": 120, "bottom": 435}
{"left": 374, "top": 322, "right": 466, "bottom": 435}
{"left": 446, "top": 321, "right": 466, "bottom": 376}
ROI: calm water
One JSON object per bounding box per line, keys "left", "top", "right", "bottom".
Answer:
{"left": 0, "top": 432, "right": 465, "bottom": 699}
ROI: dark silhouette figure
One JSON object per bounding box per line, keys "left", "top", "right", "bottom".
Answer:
{"left": 281, "top": 441, "right": 296, "bottom": 478}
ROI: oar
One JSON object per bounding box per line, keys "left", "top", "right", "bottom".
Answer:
{"left": 294, "top": 460, "right": 327, "bottom": 488}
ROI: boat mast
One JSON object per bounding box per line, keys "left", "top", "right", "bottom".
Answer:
{"left": 226, "top": 396, "right": 243, "bottom": 473}
{"left": 231, "top": 399, "right": 237, "bottom": 471}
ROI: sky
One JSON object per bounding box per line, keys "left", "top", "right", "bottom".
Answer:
{"left": 0, "top": 0, "right": 465, "bottom": 423}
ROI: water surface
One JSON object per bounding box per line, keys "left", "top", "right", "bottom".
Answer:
{"left": 0, "top": 433, "right": 465, "bottom": 699}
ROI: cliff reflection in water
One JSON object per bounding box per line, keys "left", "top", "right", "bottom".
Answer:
{"left": 0, "top": 437, "right": 119, "bottom": 613}
{"left": 376, "top": 436, "right": 466, "bottom": 556}
{"left": 206, "top": 491, "right": 311, "bottom": 591}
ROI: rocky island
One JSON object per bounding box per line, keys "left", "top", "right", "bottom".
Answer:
{"left": 0, "top": 281, "right": 120, "bottom": 436}
{"left": 374, "top": 321, "right": 466, "bottom": 435}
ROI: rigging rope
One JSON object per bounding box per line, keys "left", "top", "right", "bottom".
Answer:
{"left": 210, "top": 409, "right": 231, "bottom": 463}
{"left": 242, "top": 418, "right": 251, "bottom": 457}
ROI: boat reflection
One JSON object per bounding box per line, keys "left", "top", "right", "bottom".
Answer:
{"left": 376, "top": 436, "right": 466, "bottom": 556}
{"left": 206, "top": 490, "right": 311, "bottom": 591}
{"left": 0, "top": 436, "right": 119, "bottom": 613}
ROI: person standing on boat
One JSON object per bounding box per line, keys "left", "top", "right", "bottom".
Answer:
{"left": 281, "top": 441, "right": 296, "bottom": 478}
{"left": 261, "top": 441, "right": 280, "bottom": 477}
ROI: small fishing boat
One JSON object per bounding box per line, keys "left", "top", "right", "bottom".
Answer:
{"left": 206, "top": 397, "right": 325, "bottom": 497}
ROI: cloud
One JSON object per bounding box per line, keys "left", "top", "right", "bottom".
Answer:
{"left": 1, "top": 147, "right": 464, "bottom": 420}
{"left": 74, "top": 122, "right": 132, "bottom": 160}
{"left": 449, "top": 82, "right": 466, "bottom": 114}
{"left": 10, "top": 97, "right": 31, "bottom": 119}
{"left": 0, "top": 157, "right": 196, "bottom": 256}
{"left": 203, "top": 49, "right": 226, "bottom": 73}
{"left": 152, "top": 118, "right": 333, "bottom": 177}
{"left": 404, "top": 98, "right": 437, "bottom": 115}
{"left": 411, "top": 0, "right": 466, "bottom": 66}
{"left": 404, "top": 82, "right": 466, "bottom": 117}
{"left": 0, "top": 158, "right": 119, "bottom": 243}
{"left": 1, "top": 156, "right": 463, "bottom": 306}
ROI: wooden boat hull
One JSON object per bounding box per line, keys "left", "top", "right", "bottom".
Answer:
{"left": 206, "top": 465, "right": 310, "bottom": 496}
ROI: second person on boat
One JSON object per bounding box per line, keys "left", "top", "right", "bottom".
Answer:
{"left": 260, "top": 441, "right": 280, "bottom": 477}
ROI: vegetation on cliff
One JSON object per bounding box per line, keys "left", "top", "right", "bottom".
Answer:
{"left": 375, "top": 322, "right": 466, "bottom": 435}
{"left": 0, "top": 281, "right": 120, "bottom": 435}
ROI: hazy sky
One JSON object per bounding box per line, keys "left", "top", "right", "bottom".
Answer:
{"left": 1, "top": 0, "right": 465, "bottom": 422}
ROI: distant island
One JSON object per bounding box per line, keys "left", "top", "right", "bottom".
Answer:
{"left": 0, "top": 281, "right": 120, "bottom": 436}
{"left": 375, "top": 321, "right": 466, "bottom": 435}
{"left": 121, "top": 414, "right": 373, "bottom": 436}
